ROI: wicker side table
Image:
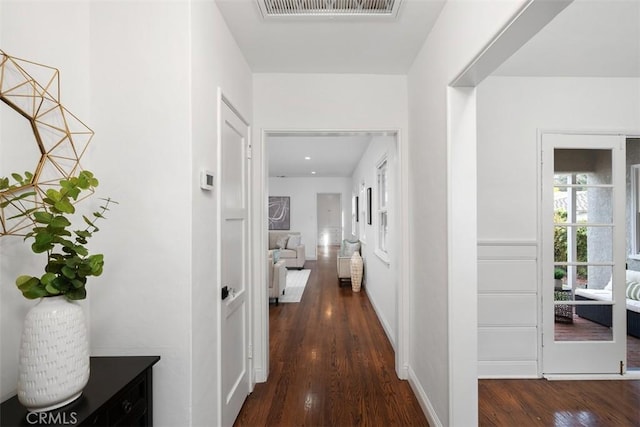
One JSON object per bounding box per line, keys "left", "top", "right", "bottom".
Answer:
{"left": 554, "top": 290, "right": 574, "bottom": 323}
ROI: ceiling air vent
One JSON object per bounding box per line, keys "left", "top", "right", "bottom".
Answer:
{"left": 257, "top": 0, "right": 402, "bottom": 18}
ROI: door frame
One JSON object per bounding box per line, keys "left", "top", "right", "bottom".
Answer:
{"left": 252, "top": 128, "right": 410, "bottom": 384}
{"left": 538, "top": 131, "right": 627, "bottom": 376}
{"left": 217, "top": 89, "right": 252, "bottom": 423}
{"left": 536, "top": 129, "right": 640, "bottom": 379}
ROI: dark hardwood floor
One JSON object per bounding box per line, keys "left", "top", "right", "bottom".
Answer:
{"left": 235, "top": 245, "right": 640, "bottom": 426}
{"left": 479, "top": 379, "right": 640, "bottom": 426}
{"left": 481, "top": 313, "right": 640, "bottom": 425}
{"left": 555, "top": 311, "right": 640, "bottom": 368}
{"left": 234, "top": 246, "right": 429, "bottom": 427}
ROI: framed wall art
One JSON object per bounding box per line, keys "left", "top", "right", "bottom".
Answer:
{"left": 366, "top": 187, "right": 372, "bottom": 225}
{"left": 268, "top": 196, "right": 290, "bottom": 230}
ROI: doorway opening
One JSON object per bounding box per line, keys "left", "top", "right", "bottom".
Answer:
{"left": 626, "top": 137, "right": 640, "bottom": 369}
{"left": 256, "top": 129, "right": 408, "bottom": 383}
{"left": 317, "top": 193, "right": 342, "bottom": 248}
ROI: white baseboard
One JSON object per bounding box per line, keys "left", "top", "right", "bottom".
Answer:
{"left": 407, "top": 366, "right": 444, "bottom": 427}
{"left": 254, "top": 368, "right": 267, "bottom": 383}
{"left": 364, "top": 287, "right": 396, "bottom": 351}
{"left": 545, "top": 372, "right": 640, "bottom": 381}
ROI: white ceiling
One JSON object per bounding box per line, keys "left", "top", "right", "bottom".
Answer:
{"left": 215, "top": 0, "right": 446, "bottom": 74}
{"left": 267, "top": 133, "right": 373, "bottom": 177}
{"left": 217, "top": 0, "right": 639, "bottom": 177}
{"left": 495, "top": 0, "right": 640, "bottom": 77}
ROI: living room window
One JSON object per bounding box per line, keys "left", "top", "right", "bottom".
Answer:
{"left": 376, "top": 157, "right": 389, "bottom": 261}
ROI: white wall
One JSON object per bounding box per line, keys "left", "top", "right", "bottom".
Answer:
{"left": 351, "top": 135, "right": 398, "bottom": 348}
{"left": 88, "top": 4, "right": 193, "bottom": 426}
{"left": 1, "top": 1, "right": 251, "bottom": 425}
{"left": 268, "top": 177, "right": 352, "bottom": 259}
{"left": 477, "top": 76, "right": 640, "bottom": 377}
{"left": 252, "top": 73, "right": 408, "bottom": 382}
{"left": 189, "top": 2, "right": 252, "bottom": 425}
{"left": 1, "top": 0, "right": 92, "bottom": 402}
{"left": 406, "top": 2, "right": 529, "bottom": 425}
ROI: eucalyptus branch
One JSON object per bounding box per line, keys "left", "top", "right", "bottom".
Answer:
{"left": 2, "top": 170, "right": 116, "bottom": 300}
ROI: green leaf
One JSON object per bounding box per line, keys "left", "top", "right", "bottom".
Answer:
{"left": 75, "top": 230, "right": 91, "bottom": 238}
{"left": 32, "top": 232, "right": 54, "bottom": 252}
{"left": 65, "top": 287, "right": 87, "bottom": 300}
{"left": 40, "top": 272, "right": 56, "bottom": 286}
{"left": 50, "top": 215, "right": 71, "bottom": 228}
{"left": 58, "top": 238, "right": 76, "bottom": 249}
{"left": 61, "top": 266, "right": 76, "bottom": 279}
{"left": 22, "top": 286, "right": 50, "bottom": 299}
{"left": 2, "top": 190, "right": 37, "bottom": 205}
{"left": 65, "top": 257, "right": 80, "bottom": 268}
{"left": 45, "top": 189, "right": 62, "bottom": 203}
{"left": 16, "top": 275, "right": 38, "bottom": 290}
{"left": 11, "top": 173, "right": 23, "bottom": 182}
{"left": 54, "top": 199, "right": 75, "bottom": 214}
{"left": 78, "top": 170, "right": 98, "bottom": 188}
{"left": 88, "top": 254, "right": 104, "bottom": 275}
{"left": 82, "top": 215, "right": 96, "bottom": 227}
{"left": 33, "top": 211, "right": 53, "bottom": 224}
{"left": 16, "top": 276, "right": 48, "bottom": 299}
{"left": 44, "top": 284, "right": 61, "bottom": 295}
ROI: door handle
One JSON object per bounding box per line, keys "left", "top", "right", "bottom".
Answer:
{"left": 221, "top": 285, "right": 237, "bottom": 300}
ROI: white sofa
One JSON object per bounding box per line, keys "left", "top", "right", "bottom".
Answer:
{"left": 574, "top": 269, "right": 640, "bottom": 338}
{"left": 268, "top": 231, "right": 306, "bottom": 269}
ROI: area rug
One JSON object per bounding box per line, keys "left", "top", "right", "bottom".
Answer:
{"left": 280, "top": 269, "right": 311, "bottom": 303}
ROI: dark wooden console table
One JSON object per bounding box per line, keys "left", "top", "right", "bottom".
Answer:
{"left": 1, "top": 356, "right": 160, "bottom": 427}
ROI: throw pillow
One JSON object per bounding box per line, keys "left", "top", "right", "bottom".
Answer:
{"left": 286, "top": 234, "right": 301, "bottom": 249}
{"left": 342, "top": 239, "right": 361, "bottom": 256}
{"left": 627, "top": 281, "right": 640, "bottom": 300}
{"left": 276, "top": 235, "right": 289, "bottom": 249}
{"left": 272, "top": 249, "right": 281, "bottom": 264}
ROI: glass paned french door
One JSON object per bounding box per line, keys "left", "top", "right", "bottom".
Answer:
{"left": 542, "top": 133, "right": 626, "bottom": 375}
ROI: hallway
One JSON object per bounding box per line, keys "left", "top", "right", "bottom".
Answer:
{"left": 234, "top": 246, "right": 428, "bottom": 426}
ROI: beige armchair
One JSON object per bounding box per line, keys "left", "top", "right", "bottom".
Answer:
{"left": 268, "top": 257, "right": 287, "bottom": 305}
{"left": 337, "top": 239, "right": 361, "bottom": 286}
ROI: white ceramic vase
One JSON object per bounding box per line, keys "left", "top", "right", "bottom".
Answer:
{"left": 18, "top": 296, "right": 90, "bottom": 412}
{"left": 350, "top": 251, "right": 363, "bottom": 292}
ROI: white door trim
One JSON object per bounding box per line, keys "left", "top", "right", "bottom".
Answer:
{"left": 447, "top": 1, "right": 574, "bottom": 424}
{"left": 536, "top": 129, "right": 640, "bottom": 377}
{"left": 217, "top": 88, "right": 252, "bottom": 424}
{"left": 252, "top": 128, "right": 409, "bottom": 382}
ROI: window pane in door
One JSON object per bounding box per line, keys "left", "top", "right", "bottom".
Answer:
{"left": 554, "top": 149, "right": 612, "bottom": 185}
{"left": 554, "top": 302, "right": 613, "bottom": 342}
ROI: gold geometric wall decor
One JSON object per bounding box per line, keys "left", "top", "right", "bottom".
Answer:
{"left": 0, "top": 50, "right": 94, "bottom": 236}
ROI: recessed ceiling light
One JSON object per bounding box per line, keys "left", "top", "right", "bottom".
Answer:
{"left": 305, "top": 156, "right": 311, "bottom": 160}
{"left": 311, "top": 171, "right": 316, "bottom": 175}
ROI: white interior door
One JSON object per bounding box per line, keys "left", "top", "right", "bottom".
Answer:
{"left": 317, "top": 193, "right": 342, "bottom": 246}
{"left": 542, "top": 133, "right": 626, "bottom": 375}
{"left": 219, "top": 95, "right": 250, "bottom": 425}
